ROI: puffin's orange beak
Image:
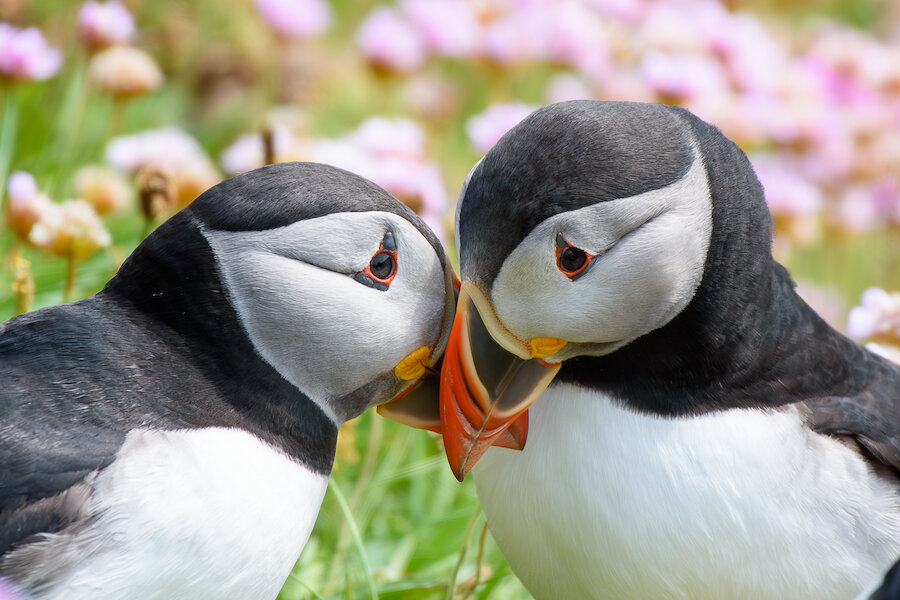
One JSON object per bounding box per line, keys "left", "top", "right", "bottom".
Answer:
{"left": 439, "top": 282, "right": 563, "bottom": 480}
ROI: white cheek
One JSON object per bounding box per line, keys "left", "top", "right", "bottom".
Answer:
{"left": 491, "top": 152, "right": 712, "bottom": 349}
{"left": 204, "top": 213, "right": 448, "bottom": 421}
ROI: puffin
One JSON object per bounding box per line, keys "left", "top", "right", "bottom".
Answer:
{"left": 438, "top": 100, "right": 900, "bottom": 599}
{"left": 0, "top": 162, "right": 455, "bottom": 600}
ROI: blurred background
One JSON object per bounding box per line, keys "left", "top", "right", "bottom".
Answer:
{"left": 1, "top": 0, "right": 899, "bottom": 597}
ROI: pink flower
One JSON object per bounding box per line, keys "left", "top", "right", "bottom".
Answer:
{"left": 356, "top": 7, "right": 425, "bottom": 73}
{"left": 640, "top": 50, "right": 729, "bottom": 103}
{"left": 87, "top": 46, "right": 163, "bottom": 98}
{"left": 831, "top": 184, "right": 888, "bottom": 233}
{"left": 752, "top": 156, "right": 823, "bottom": 218}
{"left": 546, "top": 73, "right": 593, "bottom": 104}
{"left": 78, "top": 1, "right": 135, "bottom": 52}
{"left": 106, "top": 127, "right": 209, "bottom": 174}
{"left": 466, "top": 103, "right": 537, "bottom": 154}
{"left": 5, "top": 170, "right": 52, "bottom": 240}
{"left": 479, "top": 10, "right": 546, "bottom": 65}
{"left": 349, "top": 117, "right": 425, "bottom": 160}
{"left": 29, "top": 199, "right": 111, "bottom": 260}
{"left": 544, "top": 1, "right": 611, "bottom": 76}
{"left": 401, "top": 0, "right": 479, "bottom": 57}
{"left": 847, "top": 288, "right": 900, "bottom": 342}
{"left": 6, "top": 170, "right": 37, "bottom": 202}
{"left": 0, "top": 23, "right": 62, "bottom": 81}
{"left": 253, "top": 0, "right": 332, "bottom": 40}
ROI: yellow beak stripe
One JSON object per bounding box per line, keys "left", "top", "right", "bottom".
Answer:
{"left": 529, "top": 337, "right": 567, "bottom": 359}
{"left": 393, "top": 345, "right": 430, "bottom": 380}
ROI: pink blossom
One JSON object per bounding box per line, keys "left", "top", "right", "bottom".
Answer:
{"left": 6, "top": 171, "right": 37, "bottom": 202}
{"left": 586, "top": 0, "right": 645, "bottom": 23}
{"left": 794, "top": 281, "right": 844, "bottom": 329}
{"left": 640, "top": 50, "right": 729, "bottom": 103}
{"left": 847, "top": 288, "right": 900, "bottom": 341}
{"left": 544, "top": 1, "right": 611, "bottom": 76}
{"left": 106, "top": 127, "right": 210, "bottom": 174}
{"left": 546, "top": 73, "right": 593, "bottom": 104}
{"left": 5, "top": 170, "right": 52, "bottom": 240}
{"left": 466, "top": 103, "right": 537, "bottom": 154}
{"left": 479, "top": 9, "right": 547, "bottom": 65}
{"left": 29, "top": 199, "right": 111, "bottom": 260}
{"left": 220, "top": 126, "right": 312, "bottom": 175}
{"left": 349, "top": 117, "right": 425, "bottom": 160}
{"left": 78, "top": 1, "right": 135, "bottom": 52}
{"left": 0, "top": 23, "right": 62, "bottom": 81}
{"left": 831, "top": 184, "right": 889, "bottom": 233}
{"left": 356, "top": 7, "right": 425, "bottom": 73}
{"left": 752, "top": 156, "right": 823, "bottom": 218}
{"left": 401, "top": 0, "right": 479, "bottom": 57}
{"left": 253, "top": 0, "right": 332, "bottom": 40}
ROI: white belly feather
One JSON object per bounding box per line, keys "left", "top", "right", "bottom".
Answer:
{"left": 473, "top": 384, "right": 900, "bottom": 600}
{"left": 18, "top": 427, "right": 328, "bottom": 600}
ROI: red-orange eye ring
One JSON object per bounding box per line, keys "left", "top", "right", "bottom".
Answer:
{"left": 354, "top": 231, "right": 398, "bottom": 291}
{"left": 555, "top": 234, "right": 595, "bottom": 280}
{"left": 365, "top": 250, "right": 397, "bottom": 285}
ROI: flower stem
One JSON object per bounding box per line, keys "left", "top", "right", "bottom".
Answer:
{"left": 63, "top": 254, "right": 77, "bottom": 302}
{"left": 0, "top": 80, "right": 19, "bottom": 213}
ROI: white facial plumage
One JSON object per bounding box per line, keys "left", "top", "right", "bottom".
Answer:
{"left": 489, "top": 148, "right": 713, "bottom": 361}
{"left": 203, "top": 210, "right": 449, "bottom": 423}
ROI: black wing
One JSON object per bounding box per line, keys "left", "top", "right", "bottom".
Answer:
{"left": 0, "top": 302, "right": 131, "bottom": 556}
{"left": 804, "top": 356, "right": 900, "bottom": 474}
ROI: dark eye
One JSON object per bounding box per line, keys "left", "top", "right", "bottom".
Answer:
{"left": 555, "top": 234, "right": 595, "bottom": 280}
{"left": 354, "top": 232, "right": 399, "bottom": 291}
{"left": 558, "top": 247, "right": 586, "bottom": 273}
{"left": 369, "top": 251, "right": 395, "bottom": 281}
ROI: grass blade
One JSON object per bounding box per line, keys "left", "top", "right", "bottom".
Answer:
{"left": 328, "top": 477, "right": 379, "bottom": 600}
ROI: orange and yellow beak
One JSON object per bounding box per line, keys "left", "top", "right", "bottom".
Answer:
{"left": 439, "top": 282, "right": 564, "bottom": 480}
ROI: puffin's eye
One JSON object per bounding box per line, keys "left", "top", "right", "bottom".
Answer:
{"left": 558, "top": 247, "right": 586, "bottom": 273}
{"left": 354, "top": 232, "right": 398, "bottom": 291}
{"left": 555, "top": 234, "right": 595, "bottom": 280}
{"left": 369, "top": 252, "right": 395, "bottom": 281}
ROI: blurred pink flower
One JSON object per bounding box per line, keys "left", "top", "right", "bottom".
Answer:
{"left": 0, "top": 22, "right": 61, "bottom": 80}
{"left": 5, "top": 170, "right": 52, "bottom": 240}
{"left": 107, "top": 127, "right": 210, "bottom": 174}
{"left": 586, "top": 0, "right": 645, "bottom": 22}
{"left": 466, "top": 102, "right": 537, "bottom": 154}
{"left": 372, "top": 158, "right": 447, "bottom": 215}
{"left": 752, "top": 156, "right": 823, "bottom": 218}
{"left": 349, "top": 116, "right": 425, "bottom": 160}
{"left": 74, "top": 165, "right": 131, "bottom": 215}
{"left": 546, "top": 73, "right": 593, "bottom": 104}
{"left": 78, "top": 0, "right": 135, "bottom": 52}
{"left": 832, "top": 184, "right": 894, "bottom": 233}
{"left": 253, "top": 0, "right": 332, "bottom": 40}
{"left": 6, "top": 170, "right": 36, "bottom": 202}
{"left": 544, "top": 1, "right": 610, "bottom": 76}
{"left": 794, "top": 281, "right": 844, "bottom": 329}
{"left": 220, "top": 126, "right": 312, "bottom": 175}
{"left": 640, "top": 50, "right": 729, "bottom": 103}
{"left": 356, "top": 7, "right": 425, "bottom": 73}
{"left": 847, "top": 287, "right": 900, "bottom": 342}
{"left": 401, "top": 0, "right": 479, "bottom": 57}
{"left": 87, "top": 45, "right": 163, "bottom": 98}
{"left": 29, "top": 199, "right": 111, "bottom": 260}
{"left": 480, "top": 10, "right": 546, "bottom": 65}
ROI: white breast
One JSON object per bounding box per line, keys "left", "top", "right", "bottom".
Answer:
{"left": 19, "top": 428, "right": 328, "bottom": 600}
{"left": 473, "top": 384, "right": 900, "bottom": 600}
